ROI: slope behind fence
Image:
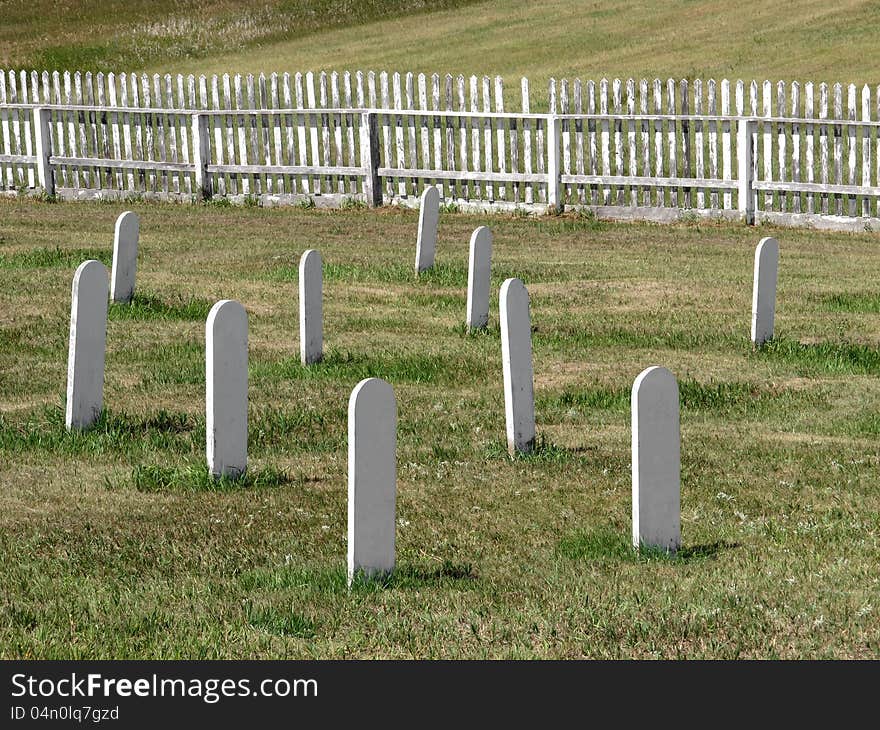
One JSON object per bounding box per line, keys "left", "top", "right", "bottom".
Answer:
{"left": 2, "top": 68, "right": 880, "bottom": 230}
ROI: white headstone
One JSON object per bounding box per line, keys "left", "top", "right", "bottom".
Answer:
{"left": 299, "top": 249, "right": 323, "bottom": 365}
{"left": 414, "top": 185, "right": 440, "bottom": 273}
{"left": 466, "top": 226, "right": 492, "bottom": 330}
{"left": 206, "top": 300, "right": 248, "bottom": 479}
{"left": 500, "top": 278, "right": 536, "bottom": 455}
{"left": 66, "top": 260, "right": 109, "bottom": 430}
{"left": 631, "top": 365, "right": 680, "bottom": 553}
{"left": 751, "top": 236, "right": 779, "bottom": 347}
{"left": 110, "top": 211, "right": 139, "bottom": 303}
{"left": 347, "top": 377, "right": 397, "bottom": 585}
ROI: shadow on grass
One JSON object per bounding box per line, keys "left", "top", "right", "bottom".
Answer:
{"left": 538, "top": 378, "right": 825, "bottom": 416}
{"left": 126, "top": 464, "right": 293, "bottom": 493}
{"left": 557, "top": 527, "right": 738, "bottom": 564}
{"left": 755, "top": 337, "right": 880, "bottom": 375}
{"left": 108, "top": 293, "right": 213, "bottom": 322}
{"left": 239, "top": 561, "right": 477, "bottom": 595}
{"left": 814, "top": 292, "right": 880, "bottom": 314}
{"left": 0, "top": 246, "right": 111, "bottom": 269}
{"left": 484, "top": 435, "right": 584, "bottom": 465}
{"left": 252, "top": 348, "right": 487, "bottom": 385}
{"left": 0, "top": 405, "right": 201, "bottom": 456}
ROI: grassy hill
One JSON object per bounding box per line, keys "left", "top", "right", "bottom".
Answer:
{"left": 3, "top": 1, "right": 880, "bottom": 89}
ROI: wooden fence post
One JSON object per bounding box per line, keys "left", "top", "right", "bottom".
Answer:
{"left": 737, "top": 118, "right": 757, "bottom": 224}
{"left": 360, "top": 111, "right": 382, "bottom": 207}
{"left": 191, "top": 112, "right": 212, "bottom": 200}
{"left": 546, "top": 113, "right": 562, "bottom": 213}
{"left": 32, "top": 107, "right": 54, "bottom": 196}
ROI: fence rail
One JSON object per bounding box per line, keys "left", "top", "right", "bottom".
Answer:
{"left": 2, "top": 67, "right": 880, "bottom": 230}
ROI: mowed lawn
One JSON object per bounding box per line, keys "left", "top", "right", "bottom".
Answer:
{"left": 4, "top": 1, "right": 880, "bottom": 90}
{"left": 1, "top": 197, "right": 879, "bottom": 658}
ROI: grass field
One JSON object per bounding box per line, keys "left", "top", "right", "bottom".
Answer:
{"left": 3, "top": 1, "right": 880, "bottom": 90}
{"left": 1, "top": 196, "right": 878, "bottom": 658}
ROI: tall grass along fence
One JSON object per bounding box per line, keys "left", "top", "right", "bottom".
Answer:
{"left": 2, "top": 68, "right": 880, "bottom": 231}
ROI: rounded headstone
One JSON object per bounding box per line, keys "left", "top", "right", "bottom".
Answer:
{"left": 751, "top": 236, "right": 779, "bottom": 346}
{"left": 466, "top": 226, "right": 492, "bottom": 330}
{"left": 347, "top": 377, "right": 397, "bottom": 585}
{"left": 206, "top": 299, "right": 248, "bottom": 479}
{"left": 110, "top": 211, "right": 139, "bottom": 303}
{"left": 415, "top": 185, "right": 440, "bottom": 273}
{"left": 299, "top": 249, "right": 323, "bottom": 365}
{"left": 66, "top": 260, "right": 109, "bottom": 430}
{"left": 500, "top": 277, "right": 536, "bottom": 455}
{"left": 631, "top": 365, "right": 681, "bottom": 552}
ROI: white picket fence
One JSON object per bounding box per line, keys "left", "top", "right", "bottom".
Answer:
{"left": 2, "top": 69, "right": 880, "bottom": 230}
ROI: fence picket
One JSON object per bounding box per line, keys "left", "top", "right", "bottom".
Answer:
{"left": 392, "top": 72, "right": 406, "bottom": 198}
{"left": 805, "top": 81, "right": 815, "bottom": 213}
{"left": 720, "top": 79, "right": 730, "bottom": 209}
{"left": 639, "top": 79, "right": 650, "bottom": 206}
{"left": 791, "top": 81, "right": 801, "bottom": 213}
{"left": 320, "top": 71, "right": 337, "bottom": 195}
{"left": 271, "top": 73, "right": 285, "bottom": 194}
{"left": 493, "top": 76, "right": 505, "bottom": 201}
{"left": 405, "top": 73, "right": 418, "bottom": 197}
{"left": 694, "top": 79, "right": 704, "bottom": 208}
{"left": 613, "top": 79, "right": 625, "bottom": 206}
{"left": 777, "top": 81, "right": 786, "bottom": 212}
{"left": 234, "top": 75, "right": 250, "bottom": 195}
{"left": 21, "top": 70, "right": 35, "bottom": 188}
{"left": 282, "top": 72, "right": 296, "bottom": 194}
{"left": 307, "top": 71, "right": 322, "bottom": 196}
{"left": 209, "top": 74, "right": 224, "bottom": 196}
{"left": 458, "top": 75, "right": 470, "bottom": 200}
{"left": 863, "top": 85, "right": 872, "bottom": 217}
{"left": 482, "top": 76, "right": 494, "bottom": 201}
{"left": 651, "top": 79, "right": 664, "bottom": 206}
{"left": 0, "top": 73, "right": 11, "bottom": 188}
{"left": 680, "top": 79, "right": 690, "bottom": 208}
{"left": 833, "top": 82, "right": 843, "bottom": 215}
{"left": 820, "top": 82, "right": 829, "bottom": 214}
{"left": 295, "top": 72, "right": 308, "bottom": 195}
{"left": 260, "top": 73, "right": 274, "bottom": 195}
{"left": 521, "top": 77, "right": 532, "bottom": 204}
{"left": 573, "top": 79, "right": 585, "bottom": 204}
{"left": 344, "top": 71, "right": 357, "bottom": 195}
{"left": 418, "top": 74, "right": 432, "bottom": 191}
{"left": 626, "top": 78, "right": 637, "bottom": 207}
{"left": 432, "top": 73, "right": 443, "bottom": 198}
{"left": 848, "top": 83, "right": 857, "bottom": 216}
{"left": 587, "top": 79, "right": 597, "bottom": 205}
{"left": 598, "top": 79, "right": 610, "bottom": 204}
{"left": 667, "top": 79, "right": 677, "bottom": 207}
{"left": 380, "top": 71, "right": 393, "bottom": 199}
{"left": 470, "top": 76, "right": 482, "bottom": 199}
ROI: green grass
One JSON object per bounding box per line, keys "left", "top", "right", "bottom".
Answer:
{"left": 108, "top": 293, "right": 214, "bottom": 321}
{"left": 557, "top": 528, "right": 733, "bottom": 564}
{"left": 1, "top": 197, "right": 880, "bottom": 659}
{"left": 759, "top": 337, "right": 880, "bottom": 375}
{"left": 5, "top": 2, "right": 880, "bottom": 101}
{"left": 0, "top": 246, "right": 111, "bottom": 269}
{"left": 251, "top": 348, "right": 489, "bottom": 385}
{"left": 817, "top": 292, "right": 880, "bottom": 314}
{"left": 129, "top": 464, "right": 293, "bottom": 492}
{"left": 2, "top": 0, "right": 482, "bottom": 72}
{"left": 538, "top": 379, "right": 824, "bottom": 417}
